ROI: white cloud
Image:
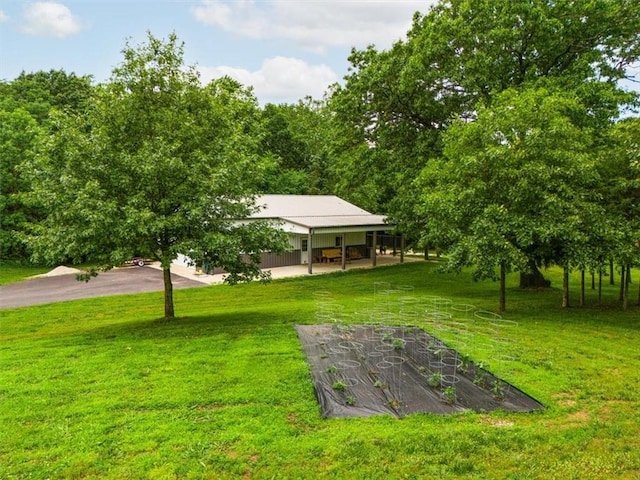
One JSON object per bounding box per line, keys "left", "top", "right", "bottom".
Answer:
{"left": 190, "top": 1, "right": 439, "bottom": 104}
{"left": 21, "top": 2, "right": 82, "bottom": 38}
{"left": 199, "top": 56, "right": 339, "bottom": 104}
{"left": 192, "top": 0, "right": 434, "bottom": 52}
{"left": 0, "top": 10, "right": 9, "bottom": 23}
{"left": 192, "top": 0, "right": 269, "bottom": 39}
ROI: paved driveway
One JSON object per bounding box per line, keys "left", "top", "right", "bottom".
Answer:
{"left": 0, "top": 267, "right": 205, "bottom": 309}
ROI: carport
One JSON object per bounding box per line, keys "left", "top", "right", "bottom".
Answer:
{"left": 251, "top": 195, "right": 402, "bottom": 274}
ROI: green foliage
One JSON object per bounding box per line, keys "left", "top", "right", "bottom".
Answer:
{"left": 0, "top": 69, "right": 94, "bottom": 124}
{"left": 417, "top": 87, "right": 608, "bottom": 310}
{"left": 332, "top": 381, "right": 346, "bottom": 391}
{"left": 0, "top": 70, "right": 92, "bottom": 261}
{"left": 601, "top": 118, "right": 640, "bottom": 260}
{"left": 24, "top": 33, "right": 287, "bottom": 318}
{"left": 407, "top": 0, "right": 639, "bottom": 106}
{"left": 428, "top": 372, "right": 442, "bottom": 388}
{"left": 328, "top": 0, "right": 640, "bottom": 260}
{"left": 0, "top": 109, "right": 43, "bottom": 259}
{"left": 491, "top": 380, "right": 506, "bottom": 401}
{"left": 442, "top": 386, "right": 457, "bottom": 404}
{"left": 329, "top": 41, "right": 440, "bottom": 218}
{"left": 373, "top": 379, "right": 387, "bottom": 389}
{"left": 257, "top": 99, "right": 334, "bottom": 195}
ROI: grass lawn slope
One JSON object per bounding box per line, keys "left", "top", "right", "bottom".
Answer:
{"left": 1, "top": 262, "right": 639, "bottom": 479}
{"left": 0, "top": 261, "right": 51, "bottom": 285}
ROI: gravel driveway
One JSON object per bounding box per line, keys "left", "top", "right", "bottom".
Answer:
{"left": 0, "top": 266, "right": 205, "bottom": 309}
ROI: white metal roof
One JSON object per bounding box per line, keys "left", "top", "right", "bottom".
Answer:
{"left": 252, "top": 195, "right": 389, "bottom": 231}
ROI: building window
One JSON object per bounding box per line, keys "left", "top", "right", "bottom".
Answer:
{"left": 301, "top": 239, "right": 308, "bottom": 252}
{"left": 335, "top": 236, "right": 342, "bottom": 247}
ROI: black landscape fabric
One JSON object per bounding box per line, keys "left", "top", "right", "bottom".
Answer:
{"left": 296, "top": 324, "right": 544, "bottom": 418}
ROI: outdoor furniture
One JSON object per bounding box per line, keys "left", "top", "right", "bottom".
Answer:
{"left": 321, "top": 248, "right": 342, "bottom": 263}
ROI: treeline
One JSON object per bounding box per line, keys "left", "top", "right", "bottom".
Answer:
{"left": 326, "top": 0, "right": 640, "bottom": 311}
{"left": 0, "top": 70, "right": 334, "bottom": 260}
{"left": 2, "top": 0, "right": 639, "bottom": 312}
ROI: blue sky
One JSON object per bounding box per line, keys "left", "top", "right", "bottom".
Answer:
{"left": 1, "top": 1, "right": 637, "bottom": 106}
{"left": 0, "top": 0, "right": 432, "bottom": 104}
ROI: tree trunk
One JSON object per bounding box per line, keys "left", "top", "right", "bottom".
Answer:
{"left": 163, "top": 266, "right": 175, "bottom": 319}
{"left": 580, "top": 270, "right": 585, "bottom": 307}
{"left": 499, "top": 261, "right": 506, "bottom": 314}
{"left": 619, "top": 265, "right": 625, "bottom": 302}
{"left": 610, "top": 259, "right": 615, "bottom": 285}
{"left": 637, "top": 268, "right": 640, "bottom": 306}
{"left": 424, "top": 246, "right": 429, "bottom": 260}
{"left": 519, "top": 259, "right": 550, "bottom": 288}
{"left": 562, "top": 266, "right": 569, "bottom": 308}
{"left": 591, "top": 271, "right": 595, "bottom": 290}
{"left": 598, "top": 268, "right": 602, "bottom": 304}
{"left": 622, "top": 264, "right": 630, "bottom": 310}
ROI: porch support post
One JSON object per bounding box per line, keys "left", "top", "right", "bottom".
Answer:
{"left": 308, "top": 229, "right": 313, "bottom": 274}
{"left": 341, "top": 233, "right": 346, "bottom": 270}
{"left": 400, "top": 234, "right": 405, "bottom": 263}
{"left": 372, "top": 231, "right": 377, "bottom": 267}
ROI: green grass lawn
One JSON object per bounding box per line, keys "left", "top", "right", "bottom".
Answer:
{"left": 0, "top": 261, "right": 51, "bottom": 285}
{"left": 1, "top": 262, "right": 639, "bottom": 479}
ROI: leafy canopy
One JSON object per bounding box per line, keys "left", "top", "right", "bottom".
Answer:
{"left": 417, "top": 87, "right": 604, "bottom": 309}
{"left": 26, "top": 32, "right": 287, "bottom": 318}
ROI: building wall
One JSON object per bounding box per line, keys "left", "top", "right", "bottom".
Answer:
{"left": 293, "top": 232, "right": 370, "bottom": 263}
{"left": 204, "top": 250, "right": 301, "bottom": 274}
{"left": 287, "top": 234, "right": 302, "bottom": 250}
{"left": 286, "top": 232, "right": 367, "bottom": 255}
{"left": 309, "top": 232, "right": 366, "bottom": 248}
{"left": 197, "top": 231, "right": 379, "bottom": 274}
{"left": 258, "top": 249, "right": 301, "bottom": 268}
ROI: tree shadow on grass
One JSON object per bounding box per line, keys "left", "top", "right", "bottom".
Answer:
{"left": 74, "top": 310, "right": 296, "bottom": 343}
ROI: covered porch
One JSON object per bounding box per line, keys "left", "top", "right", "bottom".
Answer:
{"left": 169, "top": 252, "right": 420, "bottom": 285}
{"left": 303, "top": 230, "right": 406, "bottom": 274}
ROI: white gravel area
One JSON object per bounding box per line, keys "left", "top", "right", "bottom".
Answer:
{"left": 37, "top": 266, "right": 83, "bottom": 277}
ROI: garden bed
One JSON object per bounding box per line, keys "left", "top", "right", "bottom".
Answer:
{"left": 296, "top": 324, "right": 544, "bottom": 418}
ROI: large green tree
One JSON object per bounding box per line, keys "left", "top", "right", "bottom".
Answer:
{"left": 26, "top": 33, "right": 286, "bottom": 319}
{"left": 329, "top": 0, "right": 640, "bottom": 261}
{"left": 417, "top": 87, "right": 603, "bottom": 311}
{"left": 329, "top": 41, "right": 445, "bottom": 216}
{"left": 0, "top": 109, "right": 43, "bottom": 259}
{"left": 257, "top": 98, "right": 334, "bottom": 195}
{"left": 0, "top": 70, "right": 95, "bottom": 261}
{"left": 601, "top": 118, "right": 640, "bottom": 308}
{"left": 0, "top": 70, "right": 94, "bottom": 124}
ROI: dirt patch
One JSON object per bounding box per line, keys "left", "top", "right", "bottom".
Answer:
{"left": 296, "top": 324, "right": 545, "bottom": 418}
{"left": 481, "top": 418, "right": 515, "bottom": 428}
{"left": 567, "top": 410, "right": 590, "bottom": 423}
